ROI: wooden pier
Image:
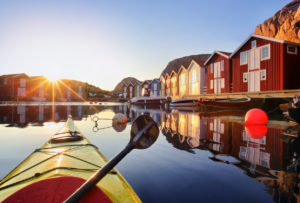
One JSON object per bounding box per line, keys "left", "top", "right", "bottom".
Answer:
{"left": 176, "top": 89, "right": 300, "bottom": 100}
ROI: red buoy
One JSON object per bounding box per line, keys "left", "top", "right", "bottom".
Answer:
{"left": 245, "top": 108, "right": 268, "bottom": 125}
{"left": 245, "top": 125, "right": 268, "bottom": 140}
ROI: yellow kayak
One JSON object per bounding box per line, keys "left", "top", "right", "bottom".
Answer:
{"left": 0, "top": 116, "right": 141, "bottom": 203}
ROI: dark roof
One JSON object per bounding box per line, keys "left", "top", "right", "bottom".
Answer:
{"left": 161, "top": 54, "right": 210, "bottom": 77}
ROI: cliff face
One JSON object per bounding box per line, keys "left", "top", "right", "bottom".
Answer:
{"left": 255, "top": 0, "right": 300, "bottom": 43}
{"left": 160, "top": 54, "right": 210, "bottom": 77}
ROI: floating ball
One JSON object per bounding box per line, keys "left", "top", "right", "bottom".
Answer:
{"left": 245, "top": 125, "right": 268, "bottom": 140}
{"left": 113, "top": 113, "right": 128, "bottom": 124}
{"left": 245, "top": 108, "right": 268, "bottom": 125}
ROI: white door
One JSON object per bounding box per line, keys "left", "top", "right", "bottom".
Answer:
{"left": 248, "top": 71, "right": 260, "bottom": 92}
{"left": 214, "top": 79, "right": 221, "bottom": 94}
{"left": 248, "top": 48, "right": 260, "bottom": 92}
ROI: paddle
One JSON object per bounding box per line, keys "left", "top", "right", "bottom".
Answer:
{"left": 64, "top": 115, "right": 159, "bottom": 203}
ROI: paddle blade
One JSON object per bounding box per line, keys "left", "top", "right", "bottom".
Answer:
{"left": 130, "top": 115, "right": 159, "bottom": 149}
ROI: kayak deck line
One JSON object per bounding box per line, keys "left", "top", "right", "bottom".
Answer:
{"left": 0, "top": 116, "right": 142, "bottom": 202}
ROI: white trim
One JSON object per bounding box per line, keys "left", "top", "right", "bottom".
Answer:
{"left": 230, "top": 34, "right": 286, "bottom": 58}
{"left": 187, "top": 60, "right": 201, "bottom": 71}
{"left": 287, "top": 45, "right": 298, "bottom": 55}
{"left": 261, "top": 44, "right": 271, "bottom": 61}
{"left": 240, "top": 51, "right": 248, "bottom": 65}
{"left": 260, "top": 69, "right": 266, "bottom": 80}
{"left": 204, "top": 51, "right": 230, "bottom": 65}
{"left": 243, "top": 72, "right": 248, "bottom": 83}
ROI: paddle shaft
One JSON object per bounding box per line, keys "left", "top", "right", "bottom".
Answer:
{"left": 64, "top": 144, "right": 133, "bottom": 203}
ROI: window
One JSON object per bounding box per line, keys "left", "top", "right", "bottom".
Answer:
{"left": 261, "top": 44, "right": 270, "bottom": 60}
{"left": 243, "top": 72, "right": 248, "bottom": 83}
{"left": 153, "top": 83, "right": 157, "bottom": 90}
{"left": 210, "top": 64, "right": 213, "bottom": 73}
{"left": 210, "top": 80, "right": 213, "bottom": 89}
{"left": 261, "top": 69, "right": 266, "bottom": 80}
{"left": 4, "top": 78, "right": 7, "bottom": 85}
{"left": 287, "top": 45, "right": 297, "bottom": 55}
{"left": 221, "top": 78, "right": 225, "bottom": 88}
{"left": 192, "top": 69, "right": 196, "bottom": 82}
{"left": 251, "top": 40, "right": 256, "bottom": 48}
{"left": 221, "top": 60, "right": 224, "bottom": 71}
{"left": 240, "top": 51, "right": 248, "bottom": 65}
{"left": 180, "top": 74, "right": 185, "bottom": 84}
{"left": 144, "top": 84, "right": 148, "bottom": 88}
{"left": 20, "top": 79, "right": 26, "bottom": 87}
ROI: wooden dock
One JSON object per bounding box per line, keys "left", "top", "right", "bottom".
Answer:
{"left": 175, "top": 89, "right": 300, "bottom": 100}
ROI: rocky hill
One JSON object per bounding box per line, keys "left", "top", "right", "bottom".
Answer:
{"left": 255, "top": 0, "right": 300, "bottom": 43}
{"left": 160, "top": 54, "right": 210, "bottom": 77}
{"left": 113, "top": 77, "right": 141, "bottom": 93}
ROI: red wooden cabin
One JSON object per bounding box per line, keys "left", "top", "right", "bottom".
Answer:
{"left": 0, "top": 73, "right": 29, "bottom": 100}
{"left": 141, "top": 80, "right": 151, "bottom": 96}
{"left": 204, "top": 51, "right": 232, "bottom": 94}
{"left": 230, "top": 34, "right": 300, "bottom": 93}
{"left": 126, "top": 82, "right": 135, "bottom": 99}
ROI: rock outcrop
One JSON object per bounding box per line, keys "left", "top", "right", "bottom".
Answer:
{"left": 255, "top": 0, "right": 300, "bottom": 43}
{"left": 113, "top": 77, "right": 141, "bottom": 93}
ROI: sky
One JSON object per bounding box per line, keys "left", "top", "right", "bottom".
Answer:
{"left": 0, "top": 0, "right": 288, "bottom": 90}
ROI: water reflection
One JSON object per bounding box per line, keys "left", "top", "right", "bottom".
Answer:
{"left": 0, "top": 104, "right": 127, "bottom": 127}
{"left": 1, "top": 103, "right": 300, "bottom": 202}
{"left": 127, "top": 105, "right": 300, "bottom": 202}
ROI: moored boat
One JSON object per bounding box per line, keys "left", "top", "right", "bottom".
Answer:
{"left": 130, "top": 96, "right": 168, "bottom": 106}
{"left": 0, "top": 116, "right": 141, "bottom": 202}
{"left": 198, "top": 97, "right": 251, "bottom": 110}
{"left": 170, "top": 98, "right": 199, "bottom": 108}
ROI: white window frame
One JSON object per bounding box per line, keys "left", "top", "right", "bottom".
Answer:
{"left": 221, "top": 78, "right": 225, "bottom": 88}
{"left": 287, "top": 45, "right": 297, "bottom": 55}
{"left": 251, "top": 40, "right": 256, "bottom": 48}
{"left": 260, "top": 69, "right": 266, "bottom": 81}
{"left": 240, "top": 51, "right": 248, "bottom": 65}
{"left": 221, "top": 60, "right": 224, "bottom": 71}
{"left": 243, "top": 72, "right": 248, "bottom": 83}
{"left": 261, "top": 44, "right": 271, "bottom": 61}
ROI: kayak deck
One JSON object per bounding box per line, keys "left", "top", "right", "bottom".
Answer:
{"left": 0, "top": 117, "right": 141, "bottom": 203}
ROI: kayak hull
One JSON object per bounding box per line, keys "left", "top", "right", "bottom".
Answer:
{"left": 0, "top": 118, "right": 141, "bottom": 203}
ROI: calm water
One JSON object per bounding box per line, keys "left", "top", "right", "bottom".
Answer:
{"left": 0, "top": 102, "right": 299, "bottom": 203}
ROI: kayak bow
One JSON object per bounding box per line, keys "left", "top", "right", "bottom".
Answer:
{"left": 0, "top": 116, "right": 141, "bottom": 203}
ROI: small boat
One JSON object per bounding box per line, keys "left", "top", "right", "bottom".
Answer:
{"left": 170, "top": 98, "right": 199, "bottom": 108}
{"left": 0, "top": 116, "right": 141, "bottom": 202}
{"left": 130, "top": 96, "right": 168, "bottom": 106}
{"left": 198, "top": 97, "right": 251, "bottom": 109}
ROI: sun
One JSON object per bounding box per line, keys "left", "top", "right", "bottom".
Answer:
{"left": 46, "top": 75, "right": 60, "bottom": 83}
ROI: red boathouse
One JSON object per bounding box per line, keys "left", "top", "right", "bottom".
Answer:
{"left": 230, "top": 34, "right": 300, "bottom": 93}
{"left": 204, "top": 51, "right": 232, "bottom": 94}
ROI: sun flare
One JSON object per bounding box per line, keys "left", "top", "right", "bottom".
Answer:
{"left": 46, "top": 75, "right": 60, "bottom": 83}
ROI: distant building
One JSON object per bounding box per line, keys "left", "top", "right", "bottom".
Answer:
{"left": 150, "top": 79, "right": 160, "bottom": 96}
{"left": 0, "top": 73, "right": 29, "bottom": 100}
{"left": 178, "top": 66, "right": 189, "bottom": 97}
{"left": 160, "top": 76, "right": 166, "bottom": 97}
{"left": 187, "top": 59, "right": 207, "bottom": 95}
{"left": 230, "top": 34, "right": 300, "bottom": 92}
{"left": 28, "top": 76, "right": 50, "bottom": 101}
{"left": 165, "top": 74, "right": 171, "bottom": 96}
{"left": 141, "top": 80, "right": 151, "bottom": 96}
{"left": 170, "top": 71, "right": 178, "bottom": 97}
{"left": 205, "top": 51, "right": 232, "bottom": 94}
{"left": 127, "top": 82, "right": 135, "bottom": 98}
{"left": 134, "top": 81, "right": 142, "bottom": 97}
